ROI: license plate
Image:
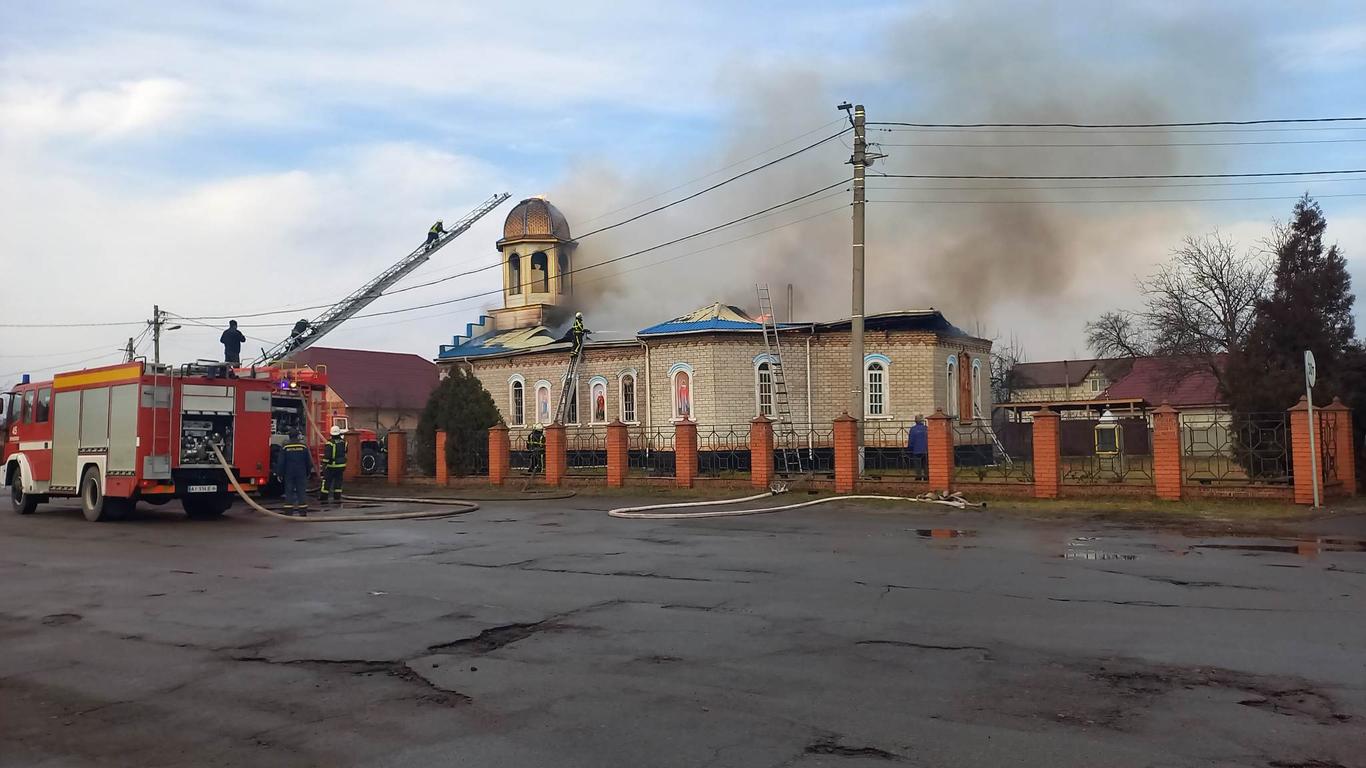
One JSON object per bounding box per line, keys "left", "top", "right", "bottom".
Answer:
{"left": 187, "top": 485, "right": 218, "bottom": 493}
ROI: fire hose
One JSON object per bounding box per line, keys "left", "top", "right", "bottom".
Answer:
{"left": 607, "top": 483, "right": 985, "bottom": 519}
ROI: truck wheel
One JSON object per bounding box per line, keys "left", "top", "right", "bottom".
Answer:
{"left": 80, "top": 468, "right": 128, "bottom": 522}
{"left": 10, "top": 467, "right": 39, "bottom": 515}
{"left": 184, "top": 494, "right": 233, "bottom": 520}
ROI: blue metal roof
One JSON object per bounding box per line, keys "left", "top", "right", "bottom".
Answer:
{"left": 638, "top": 318, "right": 765, "bottom": 335}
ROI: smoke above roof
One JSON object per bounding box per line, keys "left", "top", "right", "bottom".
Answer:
{"left": 546, "top": 1, "right": 1266, "bottom": 351}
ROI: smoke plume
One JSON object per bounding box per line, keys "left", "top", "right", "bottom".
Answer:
{"left": 550, "top": 1, "right": 1264, "bottom": 347}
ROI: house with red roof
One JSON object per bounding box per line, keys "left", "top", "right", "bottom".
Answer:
{"left": 291, "top": 347, "right": 439, "bottom": 435}
{"left": 1003, "top": 355, "right": 1227, "bottom": 418}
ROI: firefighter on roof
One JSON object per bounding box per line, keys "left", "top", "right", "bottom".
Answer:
{"left": 273, "top": 429, "right": 313, "bottom": 516}
{"left": 320, "top": 425, "right": 348, "bottom": 504}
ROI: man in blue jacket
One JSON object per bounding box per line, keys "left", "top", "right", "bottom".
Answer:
{"left": 907, "top": 415, "right": 928, "bottom": 481}
{"left": 273, "top": 429, "right": 313, "bottom": 516}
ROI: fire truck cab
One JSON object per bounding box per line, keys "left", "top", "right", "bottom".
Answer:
{"left": 2, "top": 361, "right": 325, "bottom": 521}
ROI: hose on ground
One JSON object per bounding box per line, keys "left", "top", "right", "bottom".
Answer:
{"left": 607, "top": 485, "right": 984, "bottom": 519}
{"left": 210, "top": 443, "right": 478, "bottom": 522}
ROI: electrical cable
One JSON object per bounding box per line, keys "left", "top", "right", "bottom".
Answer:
{"left": 869, "top": 116, "right": 1366, "bottom": 129}
{"left": 863, "top": 177, "right": 1366, "bottom": 192}
{"left": 871, "top": 168, "right": 1366, "bottom": 181}
{"left": 865, "top": 192, "right": 1366, "bottom": 206}
{"left": 0, "top": 319, "right": 145, "bottom": 329}
{"left": 872, "top": 137, "right": 1366, "bottom": 148}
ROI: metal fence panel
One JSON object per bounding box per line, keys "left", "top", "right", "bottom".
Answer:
{"left": 1181, "top": 412, "right": 1290, "bottom": 484}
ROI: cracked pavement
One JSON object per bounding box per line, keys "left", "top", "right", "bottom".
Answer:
{"left": 2, "top": 496, "right": 1365, "bottom": 767}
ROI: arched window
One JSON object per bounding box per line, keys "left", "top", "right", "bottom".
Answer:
{"left": 589, "top": 377, "right": 608, "bottom": 424}
{"left": 946, "top": 355, "right": 959, "bottom": 418}
{"left": 530, "top": 251, "right": 549, "bottom": 293}
{"left": 619, "top": 371, "right": 638, "bottom": 423}
{"left": 669, "top": 363, "right": 694, "bottom": 421}
{"left": 509, "top": 376, "right": 525, "bottom": 426}
{"left": 557, "top": 251, "right": 569, "bottom": 294}
{"left": 564, "top": 376, "right": 579, "bottom": 424}
{"left": 534, "top": 381, "right": 552, "bottom": 426}
{"left": 970, "top": 359, "right": 983, "bottom": 420}
{"left": 865, "top": 359, "right": 887, "bottom": 418}
{"left": 507, "top": 253, "right": 522, "bottom": 295}
{"left": 755, "top": 358, "right": 775, "bottom": 418}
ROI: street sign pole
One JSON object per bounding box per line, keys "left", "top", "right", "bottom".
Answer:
{"left": 1305, "top": 350, "right": 1320, "bottom": 509}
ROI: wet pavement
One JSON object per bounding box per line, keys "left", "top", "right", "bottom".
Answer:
{"left": 2, "top": 495, "right": 1365, "bottom": 767}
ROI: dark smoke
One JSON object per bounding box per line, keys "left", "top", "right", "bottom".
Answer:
{"left": 550, "top": 1, "right": 1264, "bottom": 340}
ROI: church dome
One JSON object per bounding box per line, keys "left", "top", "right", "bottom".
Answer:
{"left": 501, "top": 196, "right": 572, "bottom": 242}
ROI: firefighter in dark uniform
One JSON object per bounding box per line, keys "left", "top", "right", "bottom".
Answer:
{"left": 527, "top": 425, "right": 545, "bottom": 475}
{"left": 569, "top": 312, "right": 586, "bottom": 359}
{"left": 273, "top": 429, "right": 313, "bottom": 516}
{"left": 320, "top": 425, "right": 348, "bottom": 504}
{"left": 426, "top": 220, "right": 445, "bottom": 249}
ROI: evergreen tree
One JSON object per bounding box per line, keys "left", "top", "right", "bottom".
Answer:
{"left": 415, "top": 368, "right": 502, "bottom": 476}
{"left": 1227, "top": 195, "right": 1356, "bottom": 413}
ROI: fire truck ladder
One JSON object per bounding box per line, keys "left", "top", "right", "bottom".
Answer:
{"left": 252, "top": 192, "right": 511, "bottom": 366}
{"left": 144, "top": 363, "right": 174, "bottom": 481}
{"left": 756, "top": 285, "right": 803, "bottom": 475}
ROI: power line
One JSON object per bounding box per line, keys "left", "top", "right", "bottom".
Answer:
{"left": 869, "top": 116, "right": 1366, "bottom": 129}
{"left": 871, "top": 168, "right": 1366, "bottom": 181}
{"left": 865, "top": 191, "right": 1366, "bottom": 205}
{"left": 0, "top": 343, "right": 123, "bottom": 360}
{"left": 0, "top": 319, "right": 144, "bottom": 329}
{"left": 872, "top": 138, "right": 1366, "bottom": 148}
{"left": 873, "top": 125, "right": 1366, "bottom": 135}
{"left": 226, "top": 182, "right": 849, "bottom": 329}
{"left": 0, "top": 351, "right": 125, "bottom": 381}
{"left": 574, "top": 117, "right": 848, "bottom": 227}
{"left": 571, "top": 129, "right": 849, "bottom": 241}
{"left": 864, "top": 177, "right": 1366, "bottom": 192}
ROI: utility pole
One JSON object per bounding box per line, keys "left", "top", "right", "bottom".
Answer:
{"left": 124, "top": 337, "right": 135, "bottom": 363}
{"left": 150, "top": 305, "right": 163, "bottom": 366}
{"left": 841, "top": 102, "right": 867, "bottom": 460}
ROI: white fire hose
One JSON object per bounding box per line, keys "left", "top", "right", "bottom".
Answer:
{"left": 607, "top": 483, "right": 985, "bottom": 519}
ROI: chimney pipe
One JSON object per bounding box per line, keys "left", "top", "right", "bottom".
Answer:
{"left": 787, "top": 283, "right": 794, "bottom": 323}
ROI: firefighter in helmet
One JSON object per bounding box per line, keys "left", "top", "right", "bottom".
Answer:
{"left": 569, "top": 312, "right": 586, "bottom": 360}
{"left": 320, "top": 425, "right": 349, "bottom": 504}
{"left": 273, "top": 428, "right": 313, "bottom": 516}
{"left": 426, "top": 220, "right": 445, "bottom": 249}
{"left": 527, "top": 424, "right": 545, "bottom": 475}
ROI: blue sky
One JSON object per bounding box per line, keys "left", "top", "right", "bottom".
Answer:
{"left": 1, "top": 0, "right": 1365, "bottom": 384}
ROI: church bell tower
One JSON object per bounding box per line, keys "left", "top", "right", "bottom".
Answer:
{"left": 489, "top": 196, "right": 576, "bottom": 331}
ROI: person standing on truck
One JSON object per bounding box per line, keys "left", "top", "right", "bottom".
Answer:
{"left": 220, "top": 320, "right": 247, "bottom": 366}
{"left": 320, "top": 425, "right": 348, "bottom": 504}
{"left": 273, "top": 429, "right": 313, "bottom": 516}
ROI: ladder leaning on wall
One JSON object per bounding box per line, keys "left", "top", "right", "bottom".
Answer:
{"left": 756, "top": 285, "right": 803, "bottom": 475}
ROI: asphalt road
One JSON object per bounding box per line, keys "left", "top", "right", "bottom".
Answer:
{"left": 2, "top": 493, "right": 1365, "bottom": 767}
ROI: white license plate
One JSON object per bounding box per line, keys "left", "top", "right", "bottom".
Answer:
{"left": 187, "top": 485, "right": 218, "bottom": 493}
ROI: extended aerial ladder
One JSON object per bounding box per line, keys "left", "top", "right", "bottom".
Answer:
{"left": 757, "top": 285, "right": 803, "bottom": 475}
{"left": 553, "top": 330, "right": 586, "bottom": 424}
{"left": 252, "top": 193, "right": 511, "bottom": 366}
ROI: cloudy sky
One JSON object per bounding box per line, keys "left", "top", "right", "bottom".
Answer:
{"left": 2, "top": 0, "right": 1364, "bottom": 389}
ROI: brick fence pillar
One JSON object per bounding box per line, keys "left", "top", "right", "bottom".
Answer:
{"left": 343, "top": 432, "right": 362, "bottom": 483}
{"left": 751, "top": 415, "right": 775, "bottom": 489}
{"left": 386, "top": 430, "right": 406, "bottom": 485}
{"left": 1325, "top": 398, "right": 1356, "bottom": 496}
{"left": 1151, "top": 403, "right": 1182, "bottom": 501}
{"left": 544, "top": 423, "right": 567, "bottom": 487}
{"left": 674, "top": 420, "right": 697, "bottom": 488}
{"left": 488, "top": 423, "right": 509, "bottom": 486}
{"left": 1289, "top": 396, "right": 1322, "bottom": 505}
{"left": 1032, "top": 407, "right": 1061, "bottom": 499}
{"left": 606, "top": 420, "right": 628, "bottom": 488}
{"left": 927, "top": 408, "right": 954, "bottom": 493}
{"left": 435, "top": 430, "right": 449, "bottom": 486}
{"left": 833, "top": 413, "right": 857, "bottom": 493}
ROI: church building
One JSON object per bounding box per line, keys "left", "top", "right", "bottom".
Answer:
{"left": 435, "top": 197, "right": 993, "bottom": 431}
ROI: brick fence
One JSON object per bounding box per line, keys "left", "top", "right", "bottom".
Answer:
{"left": 445, "top": 398, "right": 1354, "bottom": 505}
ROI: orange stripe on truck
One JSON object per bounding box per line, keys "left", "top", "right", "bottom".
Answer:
{"left": 54, "top": 363, "right": 144, "bottom": 390}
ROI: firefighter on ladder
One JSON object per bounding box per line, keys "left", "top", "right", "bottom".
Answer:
{"left": 569, "top": 312, "right": 586, "bottom": 360}
{"left": 426, "top": 220, "right": 445, "bottom": 249}
{"left": 320, "top": 425, "right": 348, "bottom": 504}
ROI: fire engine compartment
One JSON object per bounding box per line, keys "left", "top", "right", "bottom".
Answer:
{"left": 179, "top": 414, "right": 234, "bottom": 466}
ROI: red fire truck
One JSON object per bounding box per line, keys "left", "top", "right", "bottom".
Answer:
{"left": 2, "top": 361, "right": 328, "bottom": 521}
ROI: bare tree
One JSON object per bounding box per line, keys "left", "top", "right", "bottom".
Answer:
{"left": 990, "top": 333, "right": 1027, "bottom": 404}
{"left": 1085, "top": 310, "right": 1150, "bottom": 358}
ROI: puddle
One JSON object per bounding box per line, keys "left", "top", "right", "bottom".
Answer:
{"left": 1193, "top": 538, "right": 1366, "bottom": 556}
{"left": 914, "top": 529, "right": 974, "bottom": 539}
